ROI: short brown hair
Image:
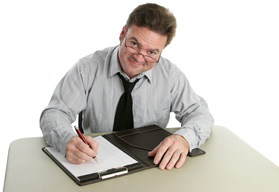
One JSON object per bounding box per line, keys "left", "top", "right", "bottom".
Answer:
{"left": 126, "top": 3, "right": 177, "bottom": 47}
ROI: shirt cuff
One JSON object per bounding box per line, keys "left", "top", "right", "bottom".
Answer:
{"left": 59, "top": 132, "right": 76, "bottom": 155}
{"left": 174, "top": 127, "right": 197, "bottom": 152}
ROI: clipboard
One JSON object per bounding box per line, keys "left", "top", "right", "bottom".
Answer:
{"left": 42, "top": 125, "right": 205, "bottom": 186}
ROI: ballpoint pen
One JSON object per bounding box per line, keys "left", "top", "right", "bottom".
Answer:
{"left": 74, "top": 125, "right": 99, "bottom": 164}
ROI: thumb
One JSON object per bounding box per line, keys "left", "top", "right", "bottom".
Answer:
{"left": 85, "top": 136, "right": 99, "bottom": 155}
{"left": 148, "top": 144, "right": 160, "bottom": 157}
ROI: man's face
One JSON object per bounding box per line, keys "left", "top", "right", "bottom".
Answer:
{"left": 118, "top": 25, "right": 167, "bottom": 79}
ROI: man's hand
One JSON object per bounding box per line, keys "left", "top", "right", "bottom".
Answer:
{"left": 66, "top": 136, "right": 99, "bottom": 164}
{"left": 148, "top": 134, "right": 189, "bottom": 170}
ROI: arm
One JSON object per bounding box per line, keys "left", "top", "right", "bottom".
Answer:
{"left": 40, "top": 61, "right": 98, "bottom": 163}
{"left": 171, "top": 66, "right": 214, "bottom": 151}
{"left": 148, "top": 64, "right": 214, "bottom": 169}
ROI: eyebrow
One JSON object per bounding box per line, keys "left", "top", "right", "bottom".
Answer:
{"left": 128, "top": 37, "right": 160, "bottom": 53}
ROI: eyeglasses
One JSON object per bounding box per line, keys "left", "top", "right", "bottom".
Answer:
{"left": 125, "top": 40, "right": 161, "bottom": 63}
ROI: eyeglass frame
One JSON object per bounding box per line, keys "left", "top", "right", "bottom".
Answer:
{"left": 124, "top": 39, "right": 162, "bottom": 63}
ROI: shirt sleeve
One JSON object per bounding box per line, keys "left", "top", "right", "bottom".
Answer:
{"left": 170, "top": 65, "right": 214, "bottom": 152}
{"left": 40, "top": 61, "right": 88, "bottom": 155}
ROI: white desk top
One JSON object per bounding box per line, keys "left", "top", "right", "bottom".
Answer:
{"left": 4, "top": 126, "right": 279, "bottom": 192}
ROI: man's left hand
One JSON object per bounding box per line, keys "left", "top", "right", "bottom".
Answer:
{"left": 148, "top": 134, "right": 189, "bottom": 170}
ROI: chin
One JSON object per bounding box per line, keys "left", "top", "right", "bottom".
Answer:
{"left": 125, "top": 68, "right": 142, "bottom": 78}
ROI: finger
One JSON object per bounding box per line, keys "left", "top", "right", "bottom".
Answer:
{"left": 66, "top": 156, "right": 85, "bottom": 164}
{"left": 76, "top": 141, "right": 96, "bottom": 159}
{"left": 165, "top": 151, "right": 181, "bottom": 170}
{"left": 148, "top": 143, "right": 160, "bottom": 157}
{"left": 158, "top": 147, "right": 176, "bottom": 169}
{"left": 66, "top": 140, "right": 87, "bottom": 164}
{"left": 175, "top": 152, "right": 187, "bottom": 169}
{"left": 153, "top": 138, "right": 174, "bottom": 165}
{"left": 66, "top": 151, "right": 86, "bottom": 164}
{"left": 85, "top": 136, "right": 99, "bottom": 156}
{"left": 154, "top": 145, "right": 169, "bottom": 165}
{"left": 66, "top": 136, "right": 95, "bottom": 162}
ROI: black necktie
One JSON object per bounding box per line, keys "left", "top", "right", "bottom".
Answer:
{"left": 113, "top": 73, "right": 139, "bottom": 131}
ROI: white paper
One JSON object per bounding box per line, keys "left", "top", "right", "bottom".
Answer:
{"left": 45, "top": 136, "right": 138, "bottom": 178}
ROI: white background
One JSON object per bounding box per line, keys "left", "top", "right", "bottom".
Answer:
{"left": 1, "top": 0, "right": 278, "bottom": 189}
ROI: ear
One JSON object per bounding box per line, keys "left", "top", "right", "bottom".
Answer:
{"left": 119, "top": 25, "right": 126, "bottom": 41}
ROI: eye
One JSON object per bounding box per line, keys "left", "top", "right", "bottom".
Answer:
{"left": 149, "top": 51, "right": 158, "bottom": 56}
{"left": 130, "top": 41, "right": 138, "bottom": 47}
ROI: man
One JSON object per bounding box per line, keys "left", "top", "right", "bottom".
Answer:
{"left": 40, "top": 3, "right": 214, "bottom": 170}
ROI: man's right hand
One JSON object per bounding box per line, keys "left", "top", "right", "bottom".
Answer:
{"left": 65, "top": 136, "right": 99, "bottom": 164}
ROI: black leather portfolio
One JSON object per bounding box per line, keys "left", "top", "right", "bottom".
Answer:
{"left": 43, "top": 125, "right": 205, "bottom": 186}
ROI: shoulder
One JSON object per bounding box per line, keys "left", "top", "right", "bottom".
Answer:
{"left": 78, "top": 46, "right": 116, "bottom": 66}
{"left": 75, "top": 46, "right": 117, "bottom": 75}
{"left": 155, "top": 57, "right": 185, "bottom": 78}
{"left": 154, "top": 57, "right": 189, "bottom": 88}
{"left": 68, "top": 46, "right": 116, "bottom": 87}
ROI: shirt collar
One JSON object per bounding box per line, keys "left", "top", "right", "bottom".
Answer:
{"left": 108, "top": 45, "right": 154, "bottom": 84}
{"left": 109, "top": 46, "right": 122, "bottom": 78}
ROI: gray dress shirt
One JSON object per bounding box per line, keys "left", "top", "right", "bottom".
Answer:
{"left": 40, "top": 46, "right": 214, "bottom": 155}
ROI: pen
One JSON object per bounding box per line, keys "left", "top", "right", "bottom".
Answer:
{"left": 74, "top": 125, "right": 99, "bottom": 164}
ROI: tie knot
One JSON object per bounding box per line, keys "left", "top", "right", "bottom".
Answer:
{"left": 118, "top": 73, "right": 138, "bottom": 93}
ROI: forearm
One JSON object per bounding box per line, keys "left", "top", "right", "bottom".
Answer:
{"left": 40, "top": 109, "right": 76, "bottom": 155}
{"left": 40, "top": 61, "right": 89, "bottom": 154}
{"left": 169, "top": 65, "right": 214, "bottom": 152}
{"left": 174, "top": 102, "right": 214, "bottom": 151}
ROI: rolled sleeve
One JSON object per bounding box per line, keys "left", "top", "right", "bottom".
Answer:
{"left": 170, "top": 64, "right": 214, "bottom": 151}
{"left": 40, "top": 109, "right": 76, "bottom": 155}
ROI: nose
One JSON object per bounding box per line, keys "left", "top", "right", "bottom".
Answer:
{"left": 133, "top": 52, "right": 146, "bottom": 63}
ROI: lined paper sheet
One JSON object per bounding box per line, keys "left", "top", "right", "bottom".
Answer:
{"left": 45, "top": 136, "right": 137, "bottom": 177}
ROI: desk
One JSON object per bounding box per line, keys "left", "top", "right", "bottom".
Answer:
{"left": 4, "top": 126, "right": 279, "bottom": 192}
